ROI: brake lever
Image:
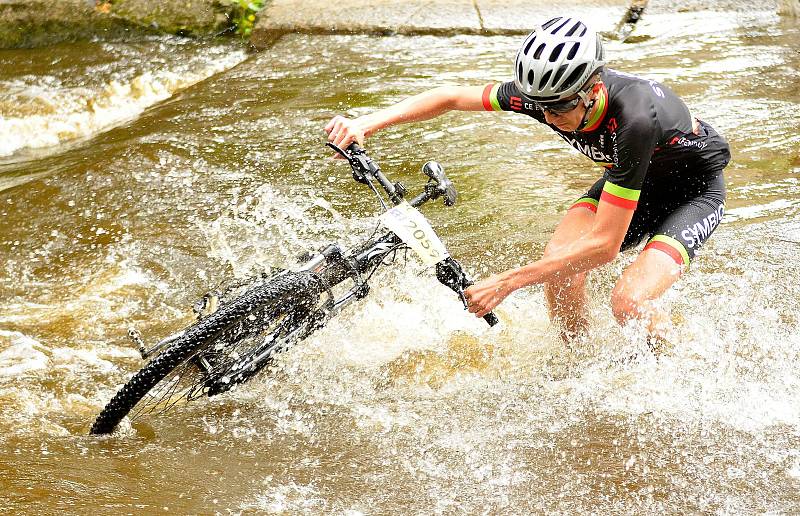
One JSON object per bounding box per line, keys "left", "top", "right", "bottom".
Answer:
{"left": 326, "top": 142, "right": 369, "bottom": 184}
{"left": 326, "top": 141, "right": 353, "bottom": 159}
{"left": 422, "top": 161, "right": 457, "bottom": 207}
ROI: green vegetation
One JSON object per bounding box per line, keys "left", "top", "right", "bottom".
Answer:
{"left": 216, "top": 0, "right": 267, "bottom": 37}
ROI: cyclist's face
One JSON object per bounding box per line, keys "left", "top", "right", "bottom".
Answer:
{"left": 542, "top": 97, "right": 588, "bottom": 131}
{"left": 541, "top": 82, "right": 600, "bottom": 131}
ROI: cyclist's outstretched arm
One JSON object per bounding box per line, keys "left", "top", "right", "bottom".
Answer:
{"left": 325, "top": 85, "right": 486, "bottom": 149}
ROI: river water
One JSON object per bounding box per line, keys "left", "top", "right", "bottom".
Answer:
{"left": 1, "top": 7, "right": 799, "bottom": 514}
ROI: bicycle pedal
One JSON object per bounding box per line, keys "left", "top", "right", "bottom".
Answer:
{"left": 354, "top": 283, "right": 370, "bottom": 299}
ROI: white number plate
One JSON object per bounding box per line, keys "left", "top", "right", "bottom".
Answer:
{"left": 379, "top": 201, "right": 449, "bottom": 266}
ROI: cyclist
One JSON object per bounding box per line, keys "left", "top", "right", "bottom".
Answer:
{"left": 324, "top": 15, "right": 730, "bottom": 344}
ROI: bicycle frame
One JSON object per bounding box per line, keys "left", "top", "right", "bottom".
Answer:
{"left": 135, "top": 143, "right": 495, "bottom": 360}
{"left": 91, "top": 144, "right": 500, "bottom": 435}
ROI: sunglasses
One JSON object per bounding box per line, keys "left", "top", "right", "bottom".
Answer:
{"left": 533, "top": 81, "right": 598, "bottom": 114}
{"left": 535, "top": 96, "right": 582, "bottom": 114}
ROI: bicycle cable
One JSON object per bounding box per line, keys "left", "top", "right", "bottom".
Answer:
{"left": 364, "top": 243, "right": 405, "bottom": 284}
{"left": 365, "top": 176, "right": 389, "bottom": 211}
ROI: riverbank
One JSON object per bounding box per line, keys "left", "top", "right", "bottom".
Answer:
{"left": 0, "top": 0, "right": 231, "bottom": 48}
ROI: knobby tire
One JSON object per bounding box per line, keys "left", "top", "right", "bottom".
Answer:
{"left": 90, "top": 272, "right": 321, "bottom": 435}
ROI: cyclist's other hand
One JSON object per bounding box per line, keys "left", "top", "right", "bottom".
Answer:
{"left": 464, "top": 274, "right": 512, "bottom": 319}
{"left": 324, "top": 115, "right": 366, "bottom": 156}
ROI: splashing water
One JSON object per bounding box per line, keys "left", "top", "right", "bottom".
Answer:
{"left": 1, "top": 9, "right": 799, "bottom": 513}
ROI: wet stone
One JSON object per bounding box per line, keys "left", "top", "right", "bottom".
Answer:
{"left": 478, "top": 0, "right": 632, "bottom": 34}
{"left": 255, "top": 0, "right": 481, "bottom": 40}
{"left": 253, "top": 0, "right": 638, "bottom": 49}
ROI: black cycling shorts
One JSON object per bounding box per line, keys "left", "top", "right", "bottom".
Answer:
{"left": 570, "top": 172, "right": 726, "bottom": 266}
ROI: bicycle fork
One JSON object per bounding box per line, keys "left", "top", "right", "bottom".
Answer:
{"left": 300, "top": 243, "right": 371, "bottom": 324}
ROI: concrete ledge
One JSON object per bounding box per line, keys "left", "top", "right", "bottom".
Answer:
{"left": 110, "top": 0, "right": 226, "bottom": 34}
{"left": 255, "top": 0, "right": 480, "bottom": 39}
{"left": 251, "top": 0, "right": 635, "bottom": 49}
{"left": 478, "top": 0, "right": 631, "bottom": 33}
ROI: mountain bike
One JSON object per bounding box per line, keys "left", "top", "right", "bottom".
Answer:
{"left": 90, "top": 143, "right": 498, "bottom": 435}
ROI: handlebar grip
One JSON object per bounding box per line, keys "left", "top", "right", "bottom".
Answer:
{"left": 483, "top": 312, "right": 499, "bottom": 327}
{"left": 346, "top": 142, "right": 363, "bottom": 154}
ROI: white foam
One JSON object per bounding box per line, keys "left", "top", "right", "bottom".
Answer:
{"left": 0, "top": 330, "right": 49, "bottom": 376}
{"left": 789, "top": 455, "right": 800, "bottom": 479}
{"left": 0, "top": 51, "right": 247, "bottom": 157}
{"left": 725, "top": 199, "right": 799, "bottom": 221}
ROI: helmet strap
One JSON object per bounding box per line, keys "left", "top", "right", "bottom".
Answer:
{"left": 577, "top": 89, "right": 592, "bottom": 108}
{"left": 576, "top": 99, "right": 596, "bottom": 131}
{"left": 576, "top": 82, "right": 601, "bottom": 131}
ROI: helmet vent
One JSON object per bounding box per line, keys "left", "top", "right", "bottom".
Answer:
{"left": 551, "top": 18, "right": 571, "bottom": 34}
{"left": 551, "top": 63, "right": 569, "bottom": 85}
{"left": 561, "top": 62, "right": 587, "bottom": 91}
{"left": 549, "top": 43, "right": 565, "bottom": 62}
{"left": 527, "top": 69, "right": 535, "bottom": 86}
{"left": 541, "top": 17, "right": 561, "bottom": 30}
{"left": 565, "top": 21, "right": 585, "bottom": 37}
{"left": 539, "top": 70, "right": 553, "bottom": 90}
{"left": 517, "top": 61, "right": 524, "bottom": 85}
{"left": 523, "top": 35, "right": 537, "bottom": 55}
{"left": 533, "top": 43, "right": 546, "bottom": 59}
{"left": 567, "top": 42, "right": 580, "bottom": 60}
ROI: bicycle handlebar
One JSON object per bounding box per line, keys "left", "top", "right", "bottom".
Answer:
{"left": 327, "top": 141, "right": 457, "bottom": 209}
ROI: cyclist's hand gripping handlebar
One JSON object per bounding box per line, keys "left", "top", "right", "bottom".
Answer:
{"left": 436, "top": 257, "right": 499, "bottom": 327}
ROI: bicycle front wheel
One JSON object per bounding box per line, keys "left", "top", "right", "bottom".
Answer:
{"left": 90, "top": 271, "right": 322, "bottom": 435}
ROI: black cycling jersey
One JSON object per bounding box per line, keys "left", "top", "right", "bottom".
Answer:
{"left": 482, "top": 68, "right": 731, "bottom": 211}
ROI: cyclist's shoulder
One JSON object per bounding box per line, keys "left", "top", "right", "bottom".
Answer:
{"left": 603, "top": 69, "right": 684, "bottom": 109}
{"left": 603, "top": 68, "right": 656, "bottom": 88}
{"left": 484, "top": 80, "right": 542, "bottom": 118}
{"left": 602, "top": 69, "right": 688, "bottom": 131}
{"left": 603, "top": 69, "right": 657, "bottom": 104}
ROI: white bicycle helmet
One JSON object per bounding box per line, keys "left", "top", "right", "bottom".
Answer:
{"left": 514, "top": 16, "right": 605, "bottom": 103}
